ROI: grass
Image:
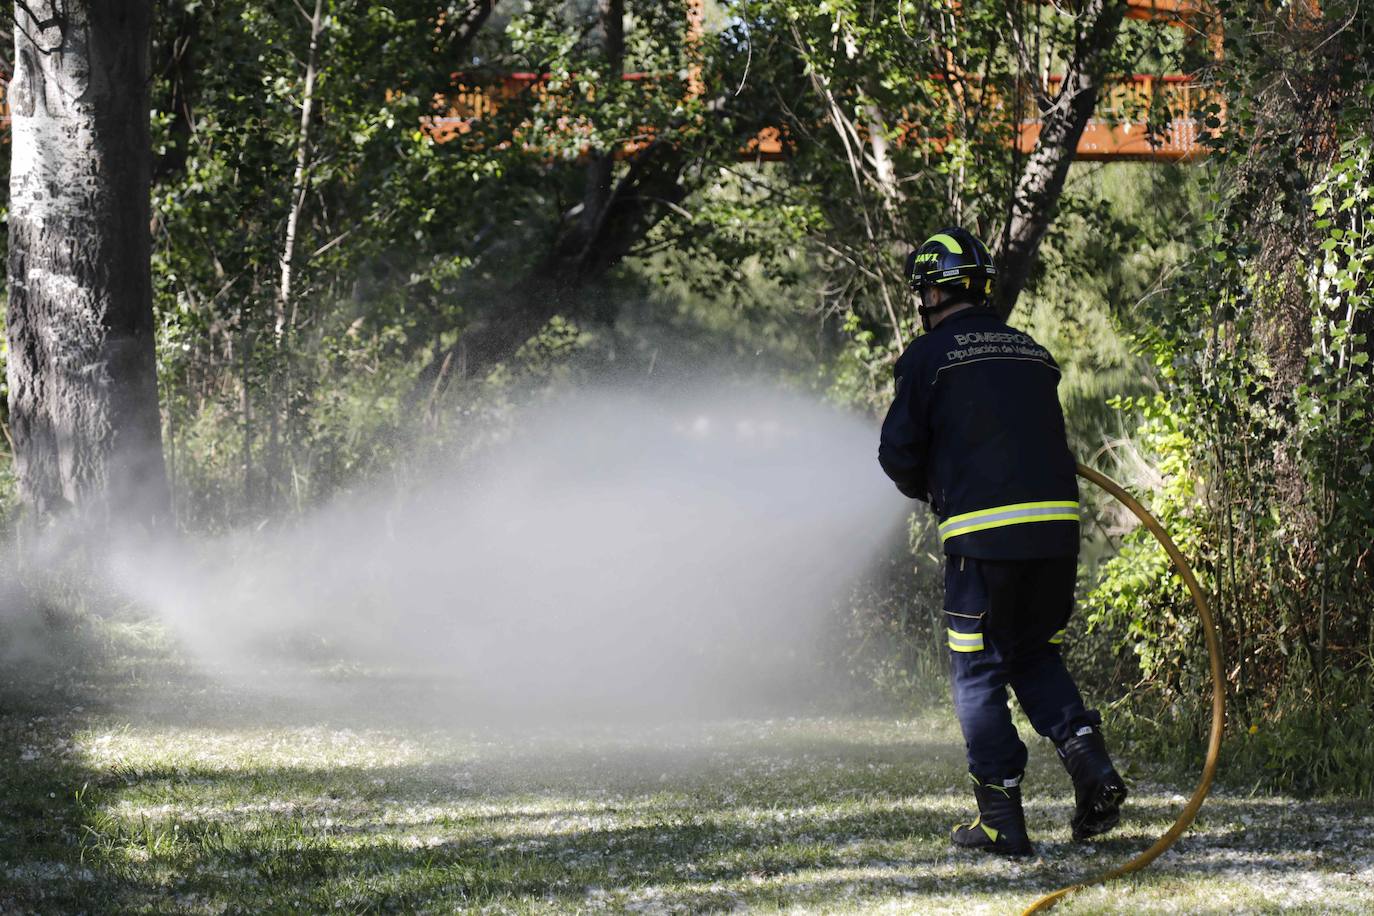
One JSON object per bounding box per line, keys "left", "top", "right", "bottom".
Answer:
{"left": 2, "top": 631, "right": 1373, "bottom": 914}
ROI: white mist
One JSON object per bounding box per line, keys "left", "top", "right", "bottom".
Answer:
{"left": 112, "top": 383, "right": 909, "bottom": 723}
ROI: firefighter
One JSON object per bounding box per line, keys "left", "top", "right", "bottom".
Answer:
{"left": 878, "top": 227, "right": 1127, "bottom": 856}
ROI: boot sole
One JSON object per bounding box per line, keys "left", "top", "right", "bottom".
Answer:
{"left": 1072, "top": 781, "right": 1128, "bottom": 842}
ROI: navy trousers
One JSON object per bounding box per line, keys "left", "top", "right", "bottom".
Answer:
{"left": 944, "top": 555, "right": 1100, "bottom": 782}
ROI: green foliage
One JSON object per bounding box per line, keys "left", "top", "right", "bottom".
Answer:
{"left": 149, "top": 0, "right": 510, "bottom": 523}
{"left": 4, "top": 0, "right": 1374, "bottom": 800}
{"left": 723, "top": 0, "right": 1021, "bottom": 344}
{"left": 826, "top": 312, "right": 905, "bottom": 414}
{"left": 1086, "top": 1, "right": 1374, "bottom": 793}
{"left": 1084, "top": 395, "right": 1204, "bottom": 689}
{"left": 1018, "top": 162, "right": 1194, "bottom": 455}
{"left": 835, "top": 511, "right": 947, "bottom": 710}
{"left": 143, "top": 0, "right": 727, "bottom": 526}
{"left": 678, "top": 1, "right": 1197, "bottom": 426}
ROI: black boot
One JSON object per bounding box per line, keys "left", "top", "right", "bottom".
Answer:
{"left": 1057, "top": 725, "right": 1128, "bottom": 841}
{"left": 951, "top": 773, "right": 1034, "bottom": 856}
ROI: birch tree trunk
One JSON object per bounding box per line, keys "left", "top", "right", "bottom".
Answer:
{"left": 5, "top": 1, "right": 170, "bottom": 527}
{"left": 276, "top": 0, "right": 325, "bottom": 341}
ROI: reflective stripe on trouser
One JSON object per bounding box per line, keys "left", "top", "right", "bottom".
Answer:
{"left": 938, "top": 501, "right": 1079, "bottom": 543}
{"left": 947, "top": 628, "right": 985, "bottom": 653}
{"left": 956, "top": 627, "right": 1063, "bottom": 649}
{"left": 945, "top": 555, "right": 1098, "bottom": 780}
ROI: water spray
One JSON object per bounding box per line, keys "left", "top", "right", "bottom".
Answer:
{"left": 108, "top": 385, "right": 909, "bottom": 723}
{"left": 1021, "top": 463, "right": 1226, "bottom": 914}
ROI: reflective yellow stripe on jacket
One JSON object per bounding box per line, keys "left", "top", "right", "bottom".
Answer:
{"left": 938, "top": 500, "right": 1079, "bottom": 543}
{"left": 947, "top": 628, "right": 984, "bottom": 653}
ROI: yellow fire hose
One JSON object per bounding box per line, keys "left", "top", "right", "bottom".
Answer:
{"left": 1019, "top": 463, "right": 1227, "bottom": 914}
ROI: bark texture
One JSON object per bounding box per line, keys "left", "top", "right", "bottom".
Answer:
{"left": 994, "top": 0, "right": 1128, "bottom": 319}
{"left": 6, "top": 1, "right": 169, "bottom": 526}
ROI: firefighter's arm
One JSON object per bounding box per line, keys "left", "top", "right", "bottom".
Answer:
{"left": 878, "top": 353, "right": 930, "bottom": 501}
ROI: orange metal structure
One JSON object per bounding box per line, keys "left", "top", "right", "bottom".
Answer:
{"left": 0, "top": 73, "right": 1206, "bottom": 162}
{"left": 1124, "top": 0, "right": 1206, "bottom": 23}
{"left": 414, "top": 67, "right": 1203, "bottom": 162}
{"left": 1021, "top": 74, "right": 1212, "bottom": 162}
{"left": 0, "top": 0, "right": 1212, "bottom": 162}
{"left": 420, "top": 70, "right": 1210, "bottom": 162}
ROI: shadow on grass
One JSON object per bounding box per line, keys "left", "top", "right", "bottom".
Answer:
{"left": 11, "top": 729, "right": 1368, "bottom": 915}
{"left": 61, "top": 781, "right": 1374, "bottom": 914}
{"left": 0, "top": 685, "right": 113, "bottom": 912}
{"left": 4, "top": 609, "right": 1371, "bottom": 913}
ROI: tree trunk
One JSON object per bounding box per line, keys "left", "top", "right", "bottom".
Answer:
{"left": 276, "top": 0, "right": 325, "bottom": 341}
{"left": 994, "top": 0, "right": 1128, "bottom": 319}
{"left": 580, "top": 0, "right": 625, "bottom": 261}
{"left": 5, "top": 1, "right": 169, "bottom": 527}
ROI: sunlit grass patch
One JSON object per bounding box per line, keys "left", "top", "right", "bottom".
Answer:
{"left": 3, "top": 705, "right": 1373, "bottom": 913}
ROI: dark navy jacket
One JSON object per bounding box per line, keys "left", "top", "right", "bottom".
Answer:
{"left": 878, "top": 309, "right": 1080, "bottom": 559}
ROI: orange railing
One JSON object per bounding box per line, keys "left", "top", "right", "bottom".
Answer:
{"left": 1020, "top": 74, "right": 1214, "bottom": 161}
{"left": 1, "top": 16, "right": 1215, "bottom": 165}
{"left": 1124, "top": 0, "right": 1207, "bottom": 24}
{"left": 418, "top": 70, "right": 1212, "bottom": 162}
